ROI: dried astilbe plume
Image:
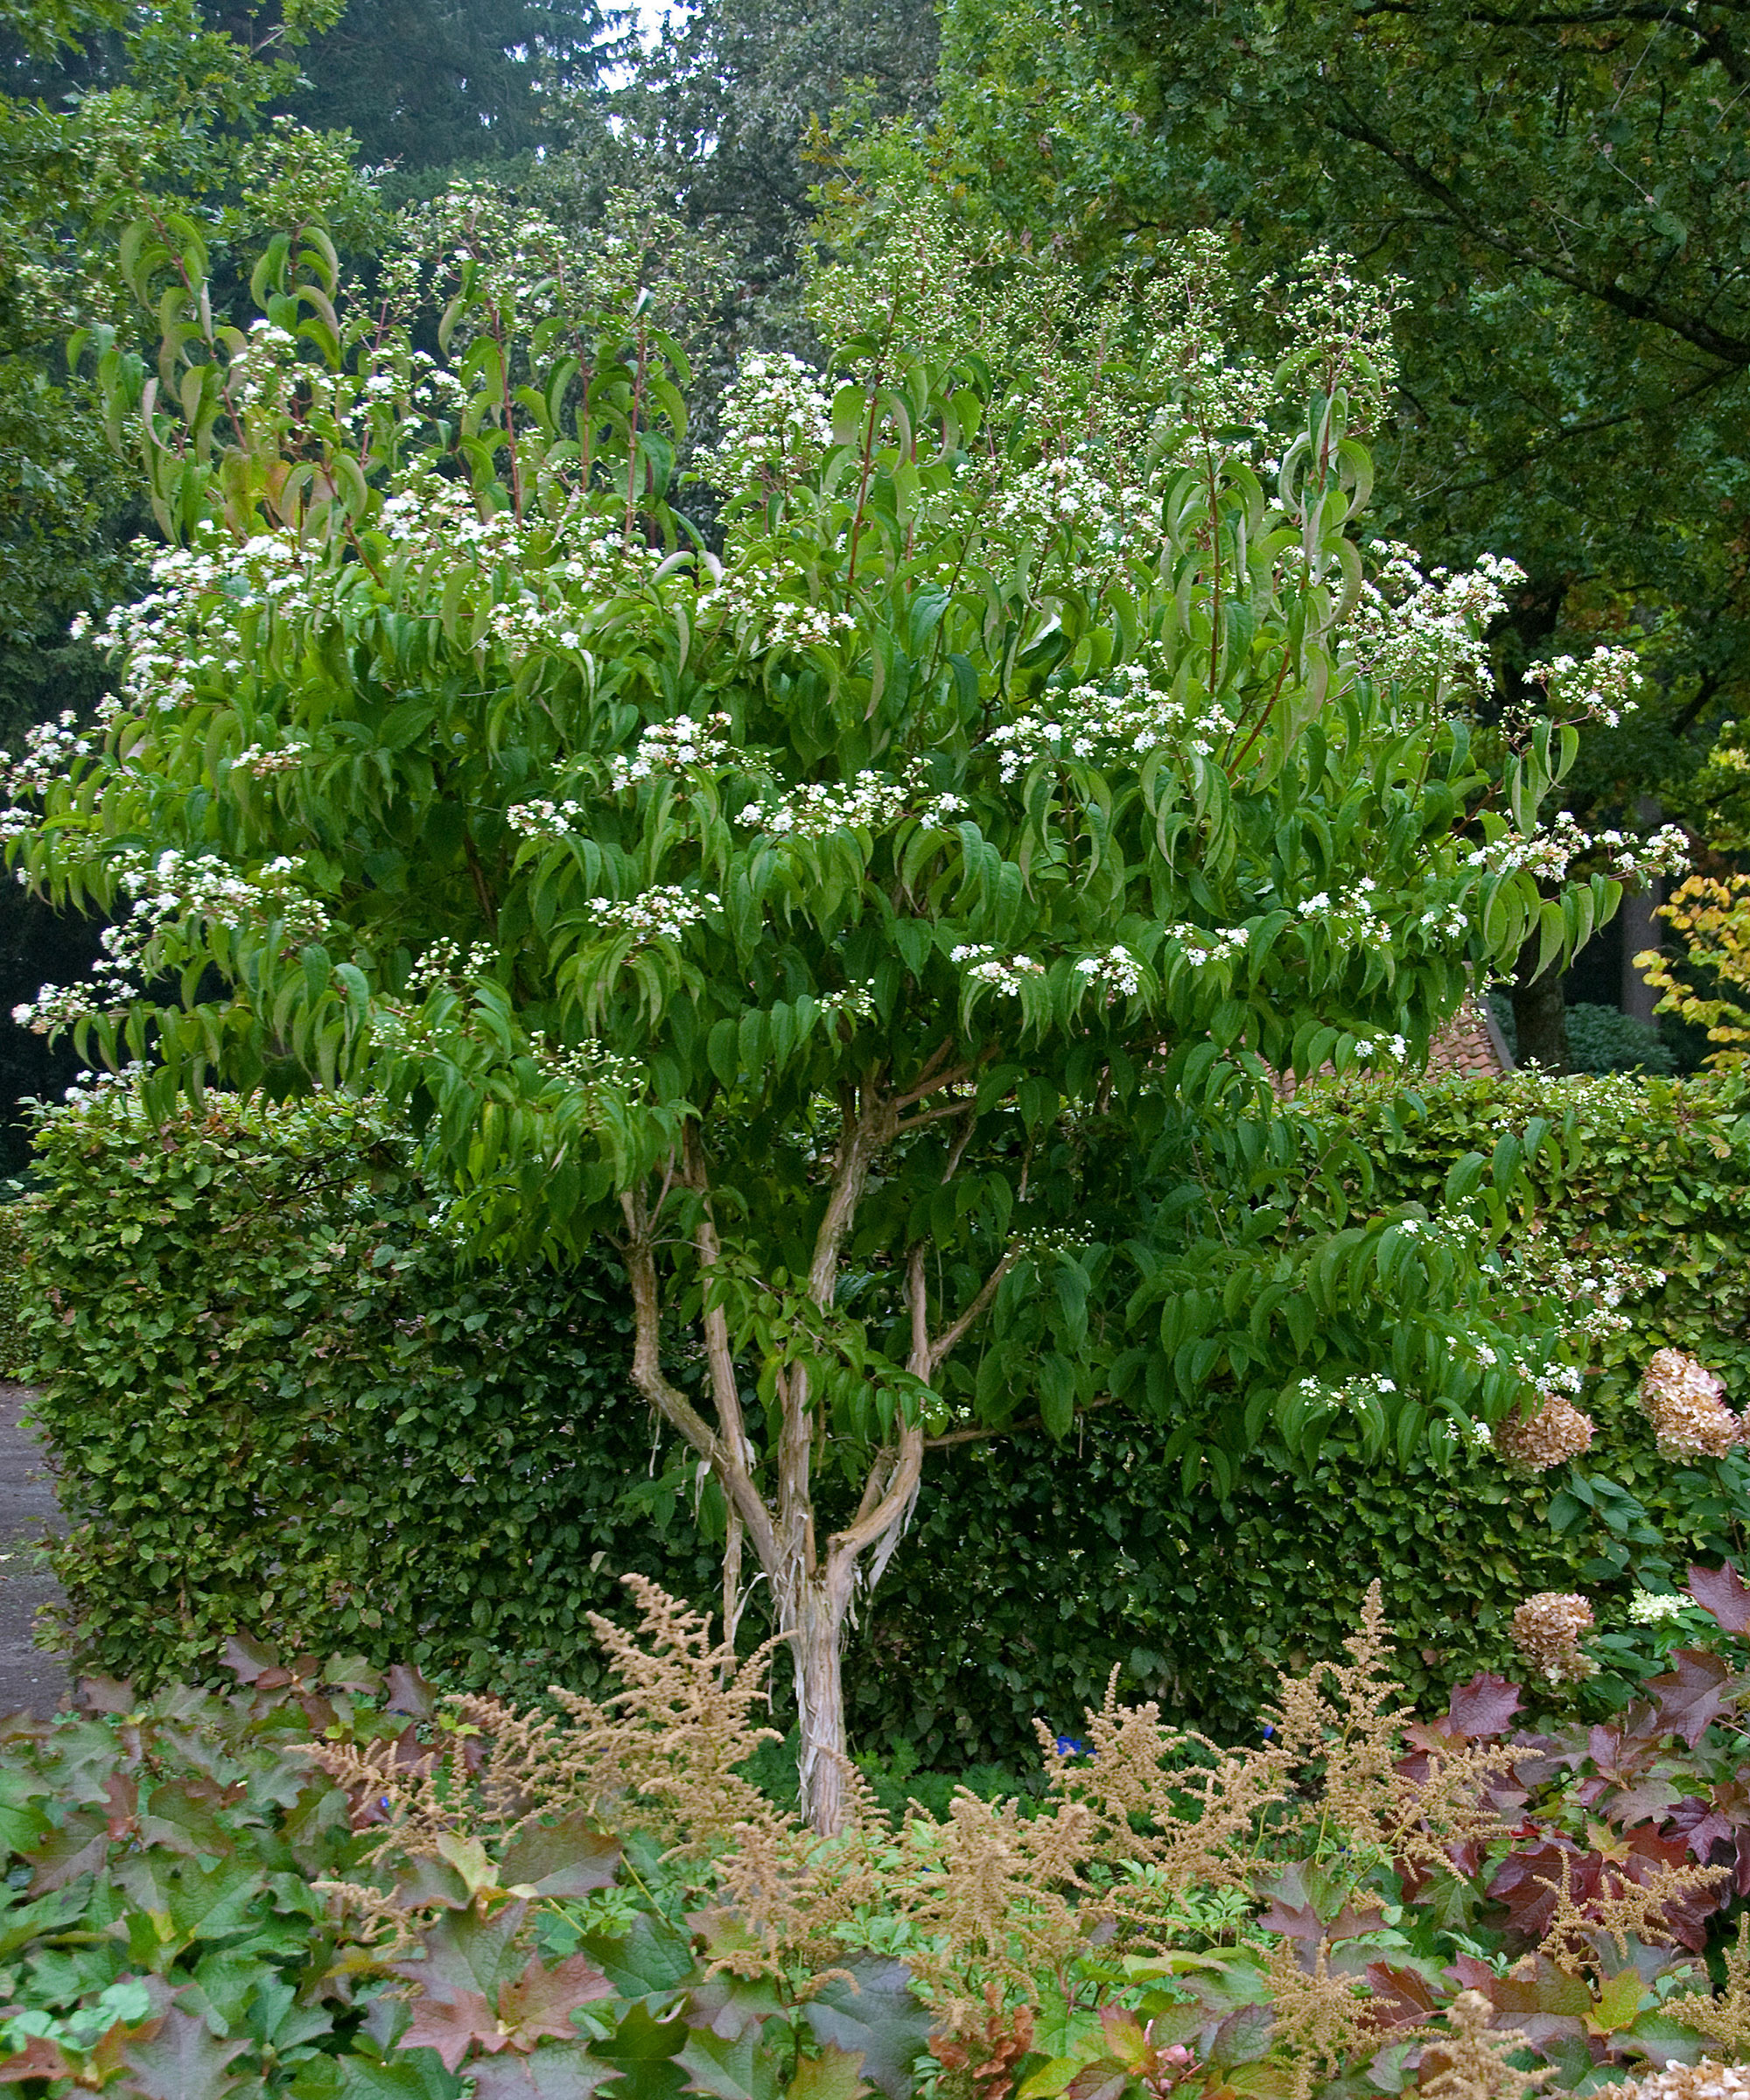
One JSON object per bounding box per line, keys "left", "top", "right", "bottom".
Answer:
{"left": 1508, "top": 1592, "right": 1596, "bottom": 1684}
{"left": 880, "top": 1790, "right": 1098, "bottom": 2029}
{"left": 549, "top": 1574, "right": 789, "bottom": 1852}
{"left": 1037, "top": 1582, "right": 1509, "bottom": 1947}
{"left": 1664, "top": 1914, "right": 1750, "bottom": 2060}
{"left": 1262, "top": 1935, "right": 1384, "bottom": 2100}
{"left": 1416, "top": 1989, "right": 1550, "bottom": 2100}
{"left": 1494, "top": 1391, "right": 1595, "bottom": 1473}
{"left": 1638, "top": 1348, "right": 1742, "bottom": 1459}
{"left": 1534, "top": 1850, "right": 1727, "bottom": 1978}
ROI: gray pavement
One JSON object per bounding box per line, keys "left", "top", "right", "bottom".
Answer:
{"left": 0, "top": 1382, "right": 69, "bottom": 1717}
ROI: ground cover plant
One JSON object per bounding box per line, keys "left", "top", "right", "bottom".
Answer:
{"left": 6, "top": 1572, "right": 1750, "bottom": 2096}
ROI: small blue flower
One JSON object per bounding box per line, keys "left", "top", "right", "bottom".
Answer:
{"left": 1261, "top": 1723, "right": 1276, "bottom": 1739}
{"left": 1054, "top": 1734, "right": 1089, "bottom": 1758}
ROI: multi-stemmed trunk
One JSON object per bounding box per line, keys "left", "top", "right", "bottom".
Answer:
{"left": 620, "top": 1074, "right": 1002, "bottom": 1834}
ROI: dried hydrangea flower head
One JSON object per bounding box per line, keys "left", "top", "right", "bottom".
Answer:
{"left": 1638, "top": 1348, "right": 1742, "bottom": 1459}
{"left": 1509, "top": 1592, "right": 1597, "bottom": 1684}
{"left": 1494, "top": 1391, "right": 1595, "bottom": 1473}
{"left": 1617, "top": 2065, "right": 1750, "bottom": 2100}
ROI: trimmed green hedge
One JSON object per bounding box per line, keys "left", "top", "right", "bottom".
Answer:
{"left": 17, "top": 1087, "right": 723, "bottom": 1698}
{"left": 17, "top": 1071, "right": 1750, "bottom": 1761}
{"left": 846, "top": 1068, "right": 1750, "bottom": 1756}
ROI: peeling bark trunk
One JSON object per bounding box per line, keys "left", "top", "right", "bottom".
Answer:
{"left": 620, "top": 1072, "right": 984, "bottom": 1838}
{"left": 776, "top": 1566, "right": 853, "bottom": 1834}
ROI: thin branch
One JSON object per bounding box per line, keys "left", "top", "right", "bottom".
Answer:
{"left": 927, "top": 1251, "right": 1016, "bottom": 1374}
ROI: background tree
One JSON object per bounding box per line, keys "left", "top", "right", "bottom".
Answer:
{"left": 6, "top": 184, "right": 1647, "bottom": 1823}
{"left": 928, "top": 0, "right": 1750, "bottom": 1062}
{"left": 289, "top": 0, "right": 625, "bottom": 174}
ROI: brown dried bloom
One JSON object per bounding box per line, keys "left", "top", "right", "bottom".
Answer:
{"left": 1038, "top": 1583, "right": 1510, "bottom": 1950}
{"left": 1534, "top": 1849, "right": 1727, "bottom": 1978}
{"left": 1638, "top": 1348, "right": 1742, "bottom": 1459}
{"left": 1262, "top": 1936, "right": 1383, "bottom": 2100}
{"left": 1664, "top": 1913, "right": 1750, "bottom": 2059}
{"left": 1417, "top": 1989, "right": 1550, "bottom": 2100}
{"left": 1494, "top": 1391, "right": 1595, "bottom": 1473}
{"left": 1508, "top": 1592, "right": 1596, "bottom": 1685}
{"left": 1616, "top": 2065, "right": 1750, "bottom": 2100}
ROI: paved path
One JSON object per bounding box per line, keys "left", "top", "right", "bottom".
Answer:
{"left": 0, "top": 1383, "right": 69, "bottom": 1717}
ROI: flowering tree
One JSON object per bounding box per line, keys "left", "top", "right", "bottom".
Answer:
{"left": 8, "top": 189, "right": 1659, "bottom": 1826}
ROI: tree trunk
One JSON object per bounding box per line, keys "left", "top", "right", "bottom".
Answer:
{"left": 778, "top": 1566, "right": 852, "bottom": 1835}
{"left": 1620, "top": 795, "right": 1665, "bottom": 1026}
{"left": 1512, "top": 941, "right": 1569, "bottom": 1071}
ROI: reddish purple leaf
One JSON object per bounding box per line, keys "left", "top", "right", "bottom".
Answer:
{"left": 1647, "top": 1649, "right": 1740, "bottom": 1748}
{"left": 1688, "top": 1561, "right": 1750, "bottom": 1634}
{"left": 1444, "top": 1672, "right": 1522, "bottom": 1740}
{"left": 405, "top": 1987, "right": 505, "bottom": 2070}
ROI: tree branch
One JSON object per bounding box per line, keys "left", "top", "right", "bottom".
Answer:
{"left": 620, "top": 1186, "right": 779, "bottom": 1572}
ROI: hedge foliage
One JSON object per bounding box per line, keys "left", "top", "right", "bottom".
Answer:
{"left": 17, "top": 1088, "right": 723, "bottom": 1698}
{"left": 16, "top": 1070, "right": 1750, "bottom": 1763}
{"left": 848, "top": 1068, "right": 1750, "bottom": 1756}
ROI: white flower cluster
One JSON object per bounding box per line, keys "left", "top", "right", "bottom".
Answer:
{"left": 1466, "top": 813, "right": 1690, "bottom": 886}
{"left": 950, "top": 944, "right": 1045, "bottom": 996}
{"left": 1343, "top": 546, "right": 1525, "bottom": 703}
{"left": 506, "top": 797, "right": 586, "bottom": 839}
{"left": 406, "top": 937, "right": 499, "bottom": 995}
{"left": 231, "top": 741, "right": 310, "bottom": 777}
{"left": 1295, "top": 878, "right": 1394, "bottom": 955}
{"left": 989, "top": 664, "right": 1236, "bottom": 784}
{"left": 525, "top": 1032, "right": 640, "bottom": 1089}
{"left": 816, "top": 984, "right": 877, "bottom": 1023}
{"left": 1628, "top": 1590, "right": 1690, "bottom": 1627}
{"left": 1074, "top": 946, "right": 1144, "bottom": 998}
{"left": 0, "top": 711, "right": 97, "bottom": 808}
{"left": 1011, "top": 1225, "right": 1095, "bottom": 1259}
{"left": 12, "top": 849, "right": 326, "bottom": 1034}
{"left": 704, "top": 353, "right": 833, "bottom": 494}
{"left": 698, "top": 564, "right": 857, "bottom": 657}
{"left": 1527, "top": 647, "right": 1643, "bottom": 730}
{"left": 1160, "top": 920, "right": 1250, "bottom": 970}
{"left": 584, "top": 886, "right": 718, "bottom": 944}
{"left": 738, "top": 769, "right": 913, "bottom": 841}
{"left": 981, "top": 453, "right": 1132, "bottom": 587}
{"left": 607, "top": 714, "right": 733, "bottom": 792}
{"left": 1500, "top": 1236, "right": 1662, "bottom": 1348}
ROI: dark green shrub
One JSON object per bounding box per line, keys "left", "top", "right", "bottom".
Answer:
{"left": 18, "top": 1085, "right": 722, "bottom": 1698}
{"left": 844, "top": 1068, "right": 1750, "bottom": 1760}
